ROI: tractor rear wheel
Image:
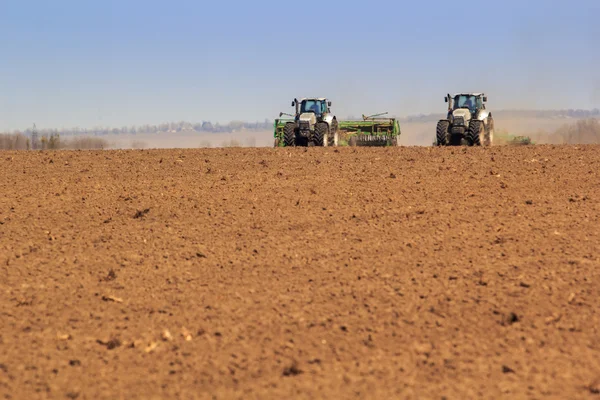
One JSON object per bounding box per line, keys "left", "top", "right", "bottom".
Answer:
{"left": 467, "top": 120, "right": 482, "bottom": 146}
{"left": 314, "top": 122, "right": 328, "bottom": 147}
{"left": 484, "top": 117, "right": 494, "bottom": 146}
{"left": 436, "top": 120, "right": 450, "bottom": 146}
{"left": 283, "top": 123, "right": 296, "bottom": 147}
{"left": 328, "top": 120, "right": 339, "bottom": 146}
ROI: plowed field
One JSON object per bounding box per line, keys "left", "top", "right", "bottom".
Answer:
{"left": 1, "top": 146, "right": 599, "bottom": 399}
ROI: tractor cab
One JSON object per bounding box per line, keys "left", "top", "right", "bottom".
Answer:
{"left": 300, "top": 99, "right": 328, "bottom": 115}
{"left": 292, "top": 98, "right": 332, "bottom": 118}
{"left": 446, "top": 93, "right": 487, "bottom": 115}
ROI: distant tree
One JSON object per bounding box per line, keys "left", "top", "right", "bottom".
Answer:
{"left": 229, "top": 121, "right": 244, "bottom": 131}
{"left": 202, "top": 121, "right": 214, "bottom": 132}
{"left": 48, "top": 133, "right": 60, "bottom": 149}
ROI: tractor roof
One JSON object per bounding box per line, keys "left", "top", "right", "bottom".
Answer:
{"left": 300, "top": 97, "right": 328, "bottom": 101}
{"left": 453, "top": 93, "right": 484, "bottom": 97}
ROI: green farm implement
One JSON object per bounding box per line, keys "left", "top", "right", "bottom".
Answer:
{"left": 273, "top": 117, "right": 295, "bottom": 147}
{"left": 338, "top": 113, "right": 400, "bottom": 146}
{"left": 495, "top": 132, "right": 535, "bottom": 146}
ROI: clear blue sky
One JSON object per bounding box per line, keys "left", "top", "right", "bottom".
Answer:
{"left": 0, "top": 0, "right": 599, "bottom": 131}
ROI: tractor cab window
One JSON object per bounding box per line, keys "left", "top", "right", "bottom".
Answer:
{"left": 454, "top": 95, "right": 478, "bottom": 111}
{"left": 476, "top": 97, "right": 484, "bottom": 109}
{"left": 301, "top": 100, "right": 325, "bottom": 115}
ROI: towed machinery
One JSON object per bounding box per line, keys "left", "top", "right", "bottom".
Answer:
{"left": 274, "top": 98, "right": 400, "bottom": 147}
{"left": 339, "top": 113, "right": 400, "bottom": 146}
{"left": 495, "top": 132, "right": 534, "bottom": 146}
{"left": 436, "top": 93, "right": 494, "bottom": 146}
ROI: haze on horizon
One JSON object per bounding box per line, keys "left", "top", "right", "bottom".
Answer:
{"left": 1, "top": 0, "right": 599, "bottom": 132}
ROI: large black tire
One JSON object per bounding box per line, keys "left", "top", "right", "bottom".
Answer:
{"left": 283, "top": 123, "right": 296, "bottom": 147}
{"left": 436, "top": 120, "right": 450, "bottom": 146}
{"left": 314, "top": 122, "right": 328, "bottom": 147}
{"left": 467, "top": 120, "right": 482, "bottom": 146}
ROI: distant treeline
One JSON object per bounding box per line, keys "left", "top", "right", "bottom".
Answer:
{"left": 2, "top": 109, "right": 600, "bottom": 137}
{"left": 0, "top": 133, "right": 109, "bottom": 150}
{"left": 3, "top": 120, "right": 273, "bottom": 137}
{"left": 401, "top": 109, "right": 600, "bottom": 123}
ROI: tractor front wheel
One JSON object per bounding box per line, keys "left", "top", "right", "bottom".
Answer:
{"left": 283, "top": 123, "right": 296, "bottom": 147}
{"left": 436, "top": 120, "right": 450, "bottom": 146}
{"left": 314, "top": 122, "right": 328, "bottom": 147}
{"left": 467, "top": 120, "right": 482, "bottom": 146}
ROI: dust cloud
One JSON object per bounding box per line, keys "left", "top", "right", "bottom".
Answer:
{"left": 109, "top": 130, "right": 274, "bottom": 149}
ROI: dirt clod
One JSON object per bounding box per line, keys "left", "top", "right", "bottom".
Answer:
{"left": 588, "top": 378, "right": 600, "bottom": 395}
{"left": 504, "top": 312, "right": 520, "bottom": 326}
{"left": 101, "top": 269, "right": 117, "bottom": 282}
{"left": 282, "top": 361, "right": 302, "bottom": 377}
{"left": 101, "top": 295, "right": 123, "bottom": 303}
{"left": 502, "top": 365, "right": 515, "bottom": 374}
{"left": 97, "top": 338, "right": 121, "bottom": 350}
{"left": 133, "top": 209, "right": 150, "bottom": 219}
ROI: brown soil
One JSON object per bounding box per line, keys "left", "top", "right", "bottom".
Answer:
{"left": 1, "top": 146, "right": 599, "bottom": 399}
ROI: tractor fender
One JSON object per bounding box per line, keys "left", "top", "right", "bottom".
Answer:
{"left": 322, "top": 114, "right": 335, "bottom": 126}
{"left": 476, "top": 110, "right": 490, "bottom": 121}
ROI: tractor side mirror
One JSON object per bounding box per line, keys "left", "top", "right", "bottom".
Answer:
{"left": 483, "top": 97, "right": 488, "bottom": 102}
{"left": 327, "top": 101, "right": 332, "bottom": 107}
{"left": 291, "top": 101, "right": 295, "bottom": 107}
{"left": 444, "top": 97, "right": 448, "bottom": 103}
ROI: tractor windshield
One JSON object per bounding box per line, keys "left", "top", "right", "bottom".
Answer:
{"left": 301, "top": 100, "right": 326, "bottom": 115}
{"left": 454, "top": 95, "right": 482, "bottom": 112}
